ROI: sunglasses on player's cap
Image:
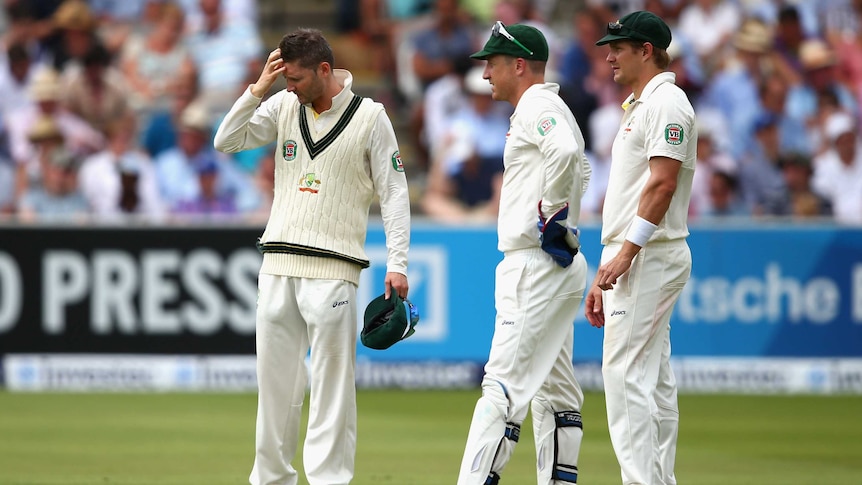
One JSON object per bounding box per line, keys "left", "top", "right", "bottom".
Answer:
{"left": 471, "top": 21, "right": 549, "bottom": 61}
{"left": 595, "top": 10, "right": 672, "bottom": 50}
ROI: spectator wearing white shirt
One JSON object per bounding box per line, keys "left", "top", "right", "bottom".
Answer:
{"left": 78, "top": 115, "right": 165, "bottom": 222}
{"left": 812, "top": 112, "right": 862, "bottom": 224}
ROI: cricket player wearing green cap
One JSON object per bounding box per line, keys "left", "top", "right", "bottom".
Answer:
{"left": 456, "top": 21, "right": 592, "bottom": 485}
{"left": 587, "top": 10, "right": 697, "bottom": 485}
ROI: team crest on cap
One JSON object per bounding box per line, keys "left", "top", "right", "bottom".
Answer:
{"left": 298, "top": 173, "right": 321, "bottom": 193}
{"left": 392, "top": 150, "right": 404, "bottom": 172}
{"left": 664, "top": 124, "right": 683, "bottom": 145}
{"left": 282, "top": 139, "right": 297, "bottom": 161}
{"left": 538, "top": 117, "right": 557, "bottom": 136}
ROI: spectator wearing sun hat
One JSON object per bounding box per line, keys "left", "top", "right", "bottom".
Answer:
{"left": 812, "top": 111, "right": 862, "bottom": 224}
{"left": 4, "top": 66, "right": 104, "bottom": 196}
{"left": 700, "top": 18, "right": 775, "bottom": 160}
{"left": 785, "top": 38, "right": 858, "bottom": 131}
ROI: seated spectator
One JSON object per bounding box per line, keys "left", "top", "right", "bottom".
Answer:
{"left": 421, "top": 66, "right": 508, "bottom": 223}
{"left": 676, "top": 0, "right": 741, "bottom": 75}
{"left": 405, "top": 0, "right": 476, "bottom": 170}
{"left": 778, "top": 152, "right": 831, "bottom": 218}
{"left": 173, "top": 158, "right": 237, "bottom": 218}
{"left": 154, "top": 101, "right": 259, "bottom": 214}
{"left": 119, "top": 1, "right": 195, "bottom": 117}
{"left": 62, "top": 43, "right": 130, "bottom": 135}
{"left": 786, "top": 39, "right": 858, "bottom": 131}
{"left": 738, "top": 113, "right": 791, "bottom": 216}
{"left": 812, "top": 112, "right": 862, "bottom": 225}
{"left": 758, "top": 73, "right": 811, "bottom": 156}
{"left": 690, "top": 115, "right": 738, "bottom": 218}
{"left": 422, "top": 54, "right": 474, "bottom": 165}
{"left": 703, "top": 170, "right": 749, "bottom": 218}
{"left": 78, "top": 115, "right": 165, "bottom": 222}
{"left": 184, "top": 0, "right": 263, "bottom": 120}
{"left": 46, "top": 0, "right": 103, "bottom": 79}
{"left": 0, "top": 42, "right": 39, "bottom": 116}
{"left": 5, "top": 66, "right": 104, "bottom": 192}
{"left": 17, "top": 147, "right": 90, "bottom": 222}
{"left": 141, "top": 68, "right": 200, "bottom": 158}
{"left": 700, "top": 18, "right": 773, "bottom": 160}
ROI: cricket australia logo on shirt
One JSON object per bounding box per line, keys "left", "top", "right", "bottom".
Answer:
{"left": 282, "top": 139, "right": 297, "bottom": 161}
{"left": 537, "top": 117, "right": 557, "bottom": 136}
{"left": 298, "top": 173, "right": 321, "bottom": 193}
{"left": 392, "top": 150, "right": 404, "bottom": 172}
{"left": 664, "top": 124, "right": 684, "bottom": 145}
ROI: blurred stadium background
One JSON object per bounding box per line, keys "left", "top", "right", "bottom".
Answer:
{"left": 1, "top": 0, "right": 862, "bottom": 484}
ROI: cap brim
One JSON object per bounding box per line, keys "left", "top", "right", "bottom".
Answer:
{"left": 470, "top": 49, "right": 493, "bottom": 60}
{"left": 595, "top": 33, "right": 631, "bottom": 46}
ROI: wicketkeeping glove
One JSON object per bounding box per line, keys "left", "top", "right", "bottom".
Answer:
{"left": 537, "top": 201, "right": 580, "bottom": 268}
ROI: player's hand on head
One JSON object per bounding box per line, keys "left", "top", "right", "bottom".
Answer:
{"left": 251, "top": 48, "right": 285, "bottom": 97}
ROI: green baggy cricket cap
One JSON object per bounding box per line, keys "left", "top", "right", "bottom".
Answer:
{"left": 595, "top": 11, "right": 672, "bottom": 50}
{"left": 471, "top": 22, "right": 549, "bottom": 61}
{"left": 361, "top": 290, "right": 420, "bottom": 350}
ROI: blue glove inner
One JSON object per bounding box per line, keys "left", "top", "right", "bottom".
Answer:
{"left": 538, "top": 202, "right": 580, "bottom": 268}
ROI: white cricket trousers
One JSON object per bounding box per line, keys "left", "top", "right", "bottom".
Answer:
{"left": 249, "top": 274, "right": 358, "bottom": 485}
{"left": 458, "top": 248, "right": 586, "bottom": 484}
{"left": 600, "top": 240, "right": 691, "bottom": 485}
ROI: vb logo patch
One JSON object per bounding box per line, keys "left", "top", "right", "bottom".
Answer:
{"left": 282, "top": 139, "right": 297, "bottom": 161}
{"left": 538, "top": 117, "right": 556, "bottom": 136}
{"left": 664, "top": 124, "right": 684, "bottom": 145}
{"left": 391, "top": 150, "right": 404, "bottom": 172}
{"left": 298, "top": 173, "right": 321, "bottom": 193}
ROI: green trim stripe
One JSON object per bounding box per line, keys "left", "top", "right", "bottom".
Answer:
{"left": 258, "top": 241, "right": 370, "bottom": 268}
{"left": 299, "top": 95, "right": 364, "bottom": 159}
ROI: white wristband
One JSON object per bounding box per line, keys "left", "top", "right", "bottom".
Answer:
{"left": 625, "top": 216, "right": 658, "bottom": 247}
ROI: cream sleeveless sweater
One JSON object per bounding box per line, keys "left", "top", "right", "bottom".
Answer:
{"left": 258, "top": 93, "right": 383, "bottom": 285}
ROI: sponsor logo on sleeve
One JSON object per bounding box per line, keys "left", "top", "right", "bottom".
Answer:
{"left": 664, "top": 124, "right": 683, "bottom": 145}
{"left": 392, "top": 150, "right": 404, "bottom": 172}
{"left": 537, "top": 117, "right": 557, "bottom": 136}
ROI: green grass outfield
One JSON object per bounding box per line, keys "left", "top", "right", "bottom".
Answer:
{"left": 1, "top": 390, "right": 860, "bottom": 485}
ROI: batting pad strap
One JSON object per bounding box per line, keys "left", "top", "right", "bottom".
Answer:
{"left": 554, "top": 411, "right": 583, "bottom": 429}
{"left": 552, "top": 464, "right": 579, "bottom": 483}
{"left": 484, "top": 472, "right": 501, "bottom": 485}
{"left": 504, "top": 422, "right": 521, "bottom": 442}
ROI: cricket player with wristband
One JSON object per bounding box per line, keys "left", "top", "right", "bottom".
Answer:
{"left": 214, "top": 29, "right": 410, "bottom": 485}
{"left": 457, "top": 22, "right": 592, "bottom": 485}
{"left": 586, "top": 11, "right": 697, "bottom": 485}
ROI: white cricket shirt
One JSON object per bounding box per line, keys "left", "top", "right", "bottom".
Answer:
{"left": 601, "top": 72, "right": 697, "bottom": 245}
{"left": 497, "top": 83, "right": 591, "bottom": 253}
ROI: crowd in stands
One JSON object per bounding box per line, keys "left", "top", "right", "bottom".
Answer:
{"left": 342, "top": 0, "right": 862, "bottom": 225}
{"left": 1, "top": 0, "right": 861, "bottom": 226}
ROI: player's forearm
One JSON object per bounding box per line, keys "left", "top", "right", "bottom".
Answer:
{"left": 213, "top": 87, "right": 276, "bottom": 153}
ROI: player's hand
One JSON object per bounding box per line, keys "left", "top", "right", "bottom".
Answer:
{"left": 593, "top": 244, "right": 637, "bottom": 290}
{"left": 250, "top": 48, "right": 286, "bottom": 98}
{"left": 384, "top": 272, "right": 409, "bottom": 300}
{"left": 585, "top": 285, "right": 604, "bottom": 328}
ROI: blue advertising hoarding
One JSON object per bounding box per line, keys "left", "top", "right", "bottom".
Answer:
{"left": 358, "top": 223, "right": 862, "bottom": 362}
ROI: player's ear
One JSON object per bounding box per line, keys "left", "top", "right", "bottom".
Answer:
{"left": 317, "top": 61, "right": 331, "bottom": 76}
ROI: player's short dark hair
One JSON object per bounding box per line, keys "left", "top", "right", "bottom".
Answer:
{"left": 622, "top": 39, "right": 671, "bottom": 69}
{"left": 278, "top": 29, "right": 335, "bottom": 70}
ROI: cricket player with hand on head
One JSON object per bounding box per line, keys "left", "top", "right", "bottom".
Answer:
{"left": 457, "top": 21, "right": 592, "bottom": 485}
{"left": 213, "top": 28, "right": 411, "bottom": 485}
{"left": 586, "top": 11, "right": 697, "bottom": 485}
